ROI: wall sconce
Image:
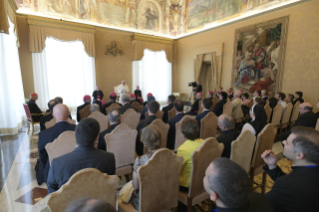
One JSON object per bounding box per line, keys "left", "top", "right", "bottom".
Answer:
{"left": 105, "top": 41, "right": 122, "bottom": 56}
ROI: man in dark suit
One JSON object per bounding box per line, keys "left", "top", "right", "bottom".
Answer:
{"left": 213, "top": 91, "right": 227, "bottom": 116}
{"left": 39, "top": 99, "right": 60, "bottom": 131}
{"left": 262, "top": 126, "right": 319, "bottom": 212}
{"left": 293, "top": 91, "right": 304, "bottom": 105}
{"left": 141, "top": 95, "right": 155, "bottom": 120}
{"left": 129, "top": 93, "right": 140, "bottom": 105}
{"left": 101, "top": 92, "right": 122, "bottom": 115}
{"left": 204, "top": 158, "right": 274, "bottom": 212}
{"left": 47, "top": 118, "right": 116, "bottom": 194}
{"left": 216, "top": 114, "right": 240, "bottom": 158}
{"left": 136, "top": 100, "right": 159, "bottom": 156}
{"left": 98, "top": 108, "right": 121, "bottom": 151}
{"left": 208, "top": 90, "right": 214, "bottom": 100}
{"left": 76, "top": 95, "right": 91, "bottom": 122}
{"left": 261, "top": 89, "right": 268, "bottom": 103}
{"left": 134, "top": 85, "right": 143, "bottom": 104}
{"left": 118, "top": 94, "right": 137, "bottom": 114}
{"left": 36, "top": 104, "right": 76, "bottom": 185}
{"left": 92, "top": 86, "right": 104, "bottom": 109}
{"left": 188, "top": 92, "right": 202, "bottom": 115}
{"left": 196, "top": 98, "right": 212, "bottom": 129}
{"left": 27, "top": 93, "right": 44, "bottom": 122}
{"left": 167, "top": 100, "right": 184, "bottom": 150}
{"left": 162, "top": 95, "right": 176, "bottom": 123}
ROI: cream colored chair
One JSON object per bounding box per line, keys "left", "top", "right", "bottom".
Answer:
{"left": 131, "top": 101, "right": 143, "bottom": 113}
{"left": 79, "top": 104, "right": 91, "bottom": 121}
{"left": 200, "top": 112, "right": 218, "bottom": 139}
{"left": 211, "top": 97, "right": 219, "bottom": 111}
{"left": 106, "top": 103, "right": 121, "bottom": 115}
{"left": 249, "top": 124, "right": 277, "bottom": 194}
{"left": 234, "top": 103, "right": 244, "bottom": 124}
{"left": 118, "top": 149, "right": 183, "bottom": 212}
{"left": 230, "top": 130, "right": 256, "bottom": 173}
{"left": 223, "top": 101, "right": 233, "bottom": 117}
{"left": 105, "top": 124, "right": 137, "bottom": 176}
{"left": 264, "top": 103, "right": 272, "bottom": 123}
{"left": 271, "top": 104, "right": 283, "bottom": 129}
{"left": 145, "top": 110, "right": 164, "bottom": 120}
{"left": 280, "top": 102, "right": 293, "bottom": 132}
{"left": 23, "top": 103, "right": 44, "bottom": 136}
{"left": 121, "top": 109, "right": 140, "bottom": 129}
{"left": 247, "top": 99, "right": 254, "bottom": 109}
{"left": 168, "top": 108, "right": 176, "bottom": 121}
{"left": 197, "top": 99, "right": 203, "bottom": 114}
{"left": 45, "top": 118, "right": 76, "bottom": 129}
{"left": 174, "top": 115, "right": 196, "bottom": 151}
{"left": 290, "top": 101, "right": 300, "bottom": 126}
{"left": 47, "top": 168, "right": 119, "bottom": 212}
{"left": 46, "top": 131, "right": 76, "bottom": 165}
{"left": 150, "top": 119, "right": 169, "bottom": 148}
{"left": 178, "top": 137, "right": 224, "bottom": 212}
{"left": 88, "top": 111, "right": 109, "bottom": 133}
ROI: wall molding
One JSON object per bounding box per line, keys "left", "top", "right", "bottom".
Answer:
{"left": 131, "top": 33, "right": 175, "bottom": 45}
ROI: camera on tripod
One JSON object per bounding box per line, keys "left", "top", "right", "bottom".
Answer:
{"left": 188, "top": 82, "right": 197, "bottom": 87}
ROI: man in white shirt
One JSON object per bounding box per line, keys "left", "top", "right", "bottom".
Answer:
{"left": 275, "top": 92, "right": 287, "bottom": 108}
{"left": 117, "top": 80, "right": 130, "bottom": 103}
{"left": 231, "top": 91, "right": 242, "bottom": 119}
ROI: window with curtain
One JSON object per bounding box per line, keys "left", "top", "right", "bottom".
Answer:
{"left": 31, "top": 37, "right": 96, "bottom": 112}
{"left": 132, "top": 49, "right": 172, "bottom": 105}
{"left": 0, "top": 18, "right": 26, "bottom": 135}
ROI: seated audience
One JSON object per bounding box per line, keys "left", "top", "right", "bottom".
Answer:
{"left": 55, "top": 96, "right": 63, "bottom": 103}
{"left": 167, "top": 100, "right": 185, "bottom": 150}
{"left": 39, "top": 99, "right": 59, "bottom": 131}
{"left": 228, "top": 88, "right": 234, "bottom": 100}
{"left": 118, "top": 94, "right": 137, "bottom": 114}
{"left": 36, "top": 104, "right": 76, "bottom": 185}
{"left": 217, "top": 114, "right": 240, "bottom": 158}
{"left": 101, "top": 92, "right": 122, "bottom": 115}
{"left": 162, "top": 95, "right": 176, "bottom": 123}
{"left": 90, "top": 103, "right": 100, "bottom": 112}
{"left": 27, "top": 92, "right": 44, "bottom": 122}
{"left": 134, "top": 85, "right": 143, "bottom": 105}
{"left": 286, "top": 93, "right": 294, "bottom": 104}
{"left": 188, "top": 92, "right": 202, "bottom": 115}
{"left": 293, "top": 91, "right": 304, "bottom": 105}
{"left": 65, "top": 197, "right": 116, "bottom": 212}
{"left": 47, "top": 118, "right": 116, "bottom": 193}
{"left": 98, "top": 108, "right": 121, "bottom": 151}
{"left": 241, "top": 93, "right": 250, "bottom": 117}
{"left": 76, "top": 95, "right": 91, "bottom": 122}
{"left": 141, "top": 94, "right": 155, "bottom": 120}
{"left": 216, "top": 86, "right": 223, "bottom": 97}
{"left": 268, "top": 97, "right": 278, "bottom": 109}
{"left": 208, "top": 90, "right": 214, "bottom": 100}
{"left": 232, "top": 91, "right": 242, "bottom": 118}
{"left": 254, "top": 90, "right": 261, "bottom": 98}
{"left": 213, "top": 91, "right": 227, "bottom": 116}
{"left": 262, "top": 89, "right": 268, "bottom": 102}
{"left": 196, "top": 98, "right": 212, "bottom": 129}
{"left": 92, "top": 86, "right": 104, "bottom": 109}
{"left": 204, "top": 158, "right": 274, "bottom": 212}
{"left": 136, "top": 100, "right": 160, "bottom": 156}
{"left": 262, "top": 127, "right": 319, "bottom": 212}
{"left": 177, "top": 117, "right": 203, "bottom": 192}
{"left": 129, "top": 93, "right": 140, "bottom": 105}
{"left": 275, "top": 92, "right": 287, "bottom": 108}
{"left": 254, "top": 97, "right": 264, "bottom": 107}
{"left": 242, "top": 104, "right": 267, "bottom": 136}
{"left": 142, "top": 92, "right": 153, "bottom": 107}
{"left": 129, "top": 125, "right": 161, "bottom": 210}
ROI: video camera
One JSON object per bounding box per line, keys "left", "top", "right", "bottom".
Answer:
{"left": 188, "top": 82, "right": 197, "bottom": 87}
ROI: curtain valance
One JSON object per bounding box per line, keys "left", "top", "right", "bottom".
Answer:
{"left": 0, "top": 0, "right": 19, "bottom": 47}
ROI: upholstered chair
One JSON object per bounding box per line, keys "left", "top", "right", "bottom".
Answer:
{"left": 121, "top": 109, "right": 140, "bottom": 129}
{"left": 264, "top": 103, "right": 272, "bottom": 123}
{"left": 149, "top": 119, "right": 170, "bottom": 148}
{"left": 145, "top": 110, "right": 164, "bottom": 120}
{"left": 290, "top": 101, "right": 300, "bottom": 127}
{"left": 199, "top": 112, "right": 218, "bottom": 139}
{"left": 223, "top": 101, "right": 233, "bottom": 117}
{"left": 168, "top": 108, "right": 176, "bottom": 120}
{"left": 106, "top": 103, "right": 121, "bottom": 115}
{"left": 88, "top": 111, "right": 109, "bottom": 133}
{"left": 174, "top": 115, "right": 196, "bottom": 151}
{"left": 45, "top": 118, "right": 76, "bottom": 129}
{"left": 23, "top": 103, "right": 44, "bottom": 136}
{"left": 234, "top": 103, "right": 244, "bottom": 124}
{"left": 280, "top": 102, "right": 293, "bottom": 132}
{"left": 79, "top": 104, "right": 91, "bottom": 121}
{"left": 211, "top": 97, "right": 219, "bottom": 111}
{"left": 271, "top": 103, "right": 283, "bottom": 129}
{"left": 131, "top": 101, "right": 143, "bottom": 113}
{"left": 197, "top": 99, "right": 203, "bottom": 114}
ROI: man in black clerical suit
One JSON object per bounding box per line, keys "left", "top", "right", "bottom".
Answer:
{"left": 196, "top": 98, "right": 212, "bottom": 129}
{"left": 213, "top": 91, "right": 227, "bottom": 117}
{"left": 162, "top": 95, "right": 176, "bottom": 123}
{"left": 47, "top": 118, "right": 116, "bottom": 194}
{"left": 292, "top": 91, "right": 304, "bottom": 105}
{"left": 98, "top": 108, "right": 121, "bottom": 151}
{"left": 92, "top": 86, "right": 104, "bottom": 108}
{"left": 135, "top": 100, "right": 159, "bottom": 156}
{"left": 101, "top": 92, "right": 122, "bottom": 115}
{"left": 39, "top": 99, "right": 60, "bottom": 131}
{"left": 118, "top": 94, "right": 137, "bottom": 114}
{"left": 216, "top": 114, "right": 239, "bottom": 158}
{"left": 76, "top": 95, "right": 91, "bottom": 122}
{"left": 204, "top": 158, "right": 273, "bottom": 212}
{"left": 27, "top": 92, "right": 44, "bottom": 122}
{"left": 134, "top": 86, "right": 143, "bottom": 104}
{"left": 262, "top": 127, "right": 319, "bottom": 212}
{"left": 36, "top": 104, "right": 76, "bottom": 185}
{"left": 188, "top": 92, "right": 202, "bottom": 115}
{"left": 167, "top": 100, "right": 184, "bottom": 150}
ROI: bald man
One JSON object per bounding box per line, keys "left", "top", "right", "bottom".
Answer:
{"left": 36, "top": 104, "right": 76, "bottom": 185}
{"left": 27, "top": 93, "right": 44, "bottom": 122}
{"left": 231, "top": 91, "right": 242, "bottom": 119}
{"left": 117, "top": 80, "right": 130, "bottom": 103}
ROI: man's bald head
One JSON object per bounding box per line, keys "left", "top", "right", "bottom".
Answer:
{"left": 52, "top": 104, "right": 70, "bottom": 121}
{"left": 299, "top": 102, "right": 313, "bottom": 115}
{"left": 234, "top": 91, "right": 240, "bottom": 99}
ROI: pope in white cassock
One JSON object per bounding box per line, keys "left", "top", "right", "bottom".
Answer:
{"left": 117, "top": 80, "right": 130, "bottom": 103}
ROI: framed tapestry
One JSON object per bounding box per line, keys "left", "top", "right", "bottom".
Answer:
{"left": 231, "top": 16, "right": 289, "bottom": 94}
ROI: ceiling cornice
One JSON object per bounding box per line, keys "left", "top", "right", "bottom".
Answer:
{"left": 131, "top": 33, "right": 175, "bottom": 45}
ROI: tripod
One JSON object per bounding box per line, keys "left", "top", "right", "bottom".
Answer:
{"left": 185, "top": 90, "right": 194, "bottom": 106}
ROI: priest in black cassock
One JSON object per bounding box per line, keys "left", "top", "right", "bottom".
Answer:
{"left": 92, "top": 86, "right": 104, "bottom": 108}
{"left": 134, "top": 85, "right": 143, "bottom": 105}
{"left": 27, "top": 93, "right": 45, "bottom": 122}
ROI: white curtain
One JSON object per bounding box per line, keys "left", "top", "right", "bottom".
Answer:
{"left": 132, "top": 49, "right": 172, "bottom": 105}
{"left": 0, "top": 18, "right": 26, "bottom": 135}
{"left": 32, "top": 37, "right": 96, "bottom": 112}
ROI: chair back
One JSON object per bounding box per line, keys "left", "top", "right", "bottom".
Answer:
{"left": 88, "top": 111, "right": 109, "bottom": 133}
{"left": 230, "top": 130, "right": 256, "bottom": 173}
{"left": 316, "top": 118, "right": 319, "bottom": 131}
{"left": 150, "top": 119, "right": 170, "bottom": 148}
{"left": 281, "top": 102, "right": 293, "bottom": 124}
{"left": 234, "top": 102, "right": 244, "bottom": 119}
{"left": 200, "top": 112, "right": 218, "bottom": 139}
{"left": 197, "top": 99, "right": 203, "bottom": 114}
{"left": 145, "top": 110, "right": 164, "bottom": 120}
{"left": 264, "top": 104, "right": 272, "bottom": 123}
{"left": 248, "top": 99, "right": 254, "bottom": 109}
{"left": 23, "top": 103, "right": 33, "bottom": 123}
{"left": 121, "top": 108, "right": 140, "bottom": 129}
{"left": 251, "top": 124, "right": 277, "bottom": 174}
{"left": 139, "top": 149, "right": 183, "bottom": 212}
{"left": 105, "top": 124, "right": 137, "bottom": 168}
{"left": 131, "top": 102, "right": 143, "bottom": 113}
{"left": 174, "top": 115, "right": 196, "bottom": 151}
{"left": 106, "top": 103, "right": 121, "bottom": 115}
{"left": 168, "top": 108, "right": 176, "bottom": 120}
{"left": 271, "top": 104, "right": 283, "bottom": 126}
{"left": 45, "top": 131, "right": 76, "bottom": 165}
{"left": 79, "top": 104, "right": 91, "bottom": 121}
{"left": 188, "top": 137, "right": 224, "bottom": 197}
{"left": 290, "top": 101, "right": 300, "bottom": 122}
{"left": 45, "top": 118, "right": 76, "bottom": 129}
{"left": 47, "top": 168, "right": 119, "bottom": 212}
{"left": 211, "top": 97, "right": 219, "bottom": 111}
{"left": 223, "top": 101, "right": 233, "bottom": 116}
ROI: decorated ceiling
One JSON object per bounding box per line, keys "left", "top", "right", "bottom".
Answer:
{"left": 16, "top": 0, "right": 304, "bottom": 38}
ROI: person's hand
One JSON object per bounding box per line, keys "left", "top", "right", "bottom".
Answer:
{"left": 261, "top": 150, "right": 277, "bottom": 169}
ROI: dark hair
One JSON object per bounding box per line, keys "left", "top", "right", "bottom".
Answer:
{"left": 203, "top": 98, "right": 212, "bottom": 109}
{"left": 262, "top": 90, "right": 268, "bottom": 96}
{"left": 242, "top": 93, "right": 249, "bottom": 99}
{"left": 254, "top": 97, "right": 264, "bottom": 106}
{"left": 141, "top": 125, "right": 161, "bottom": 150}
{"left": 55, "top": 97, "right": 63, "bottom": 103}
{"left": 220, "top": 92, "right": 228, "bottom": 100}
{"left": 291, "top": 127, "right": 319, "bottom": 164}
{"left": 255, "top": 90, "right": 261, "bottom": 96}
{"left": 209, "top": 158, "right": 250, "bottom": 208}
{"left": 110, "top": 95, "right": 116, "bottom": 101}
{"left": 219, "top": 114, "right": 234, "bottom": 130}
{"left": 268, "top": 97, "right": 278, "bottom": 109}
{"left": 174, "top": 100, "right": 184, "bottom": 112}
{"left": 48, "top": 99, "right": 60, "bottom": 111}
{"left": 303, "top": 105, "right": 313, "bottom": 112}
{"left": 75, "top": 118, "right": 100, "bottom": 146}
{"left": 288, "top": 94, "right": 294, "bottom": 102}
{"left": 277, "top": 92, "right": 286, "bottom": 101}
{"left": 181, "top": 117, "right": 199, "bottom": 140}
{"left": 109, "top": 108, "right": 120, "bottom": 123}
{"left": 168, "top": 95, "right": 176, "bottom": 103}
{"left": 65, "top": 197, "right": 116, "bottom": 212}
{"left": 295, "top": 91, "right": 303, "bottom": 98}
{"left": 148, "top": 100, "right": 160, "bottom": 114}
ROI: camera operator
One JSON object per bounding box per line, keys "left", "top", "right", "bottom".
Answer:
{"left": 193, "top": 81, "right": 202, "bottom": 93}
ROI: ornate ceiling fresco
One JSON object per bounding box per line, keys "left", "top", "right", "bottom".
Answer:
{"left": 15, "top": 0, "right": 305, "bottom": 38}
